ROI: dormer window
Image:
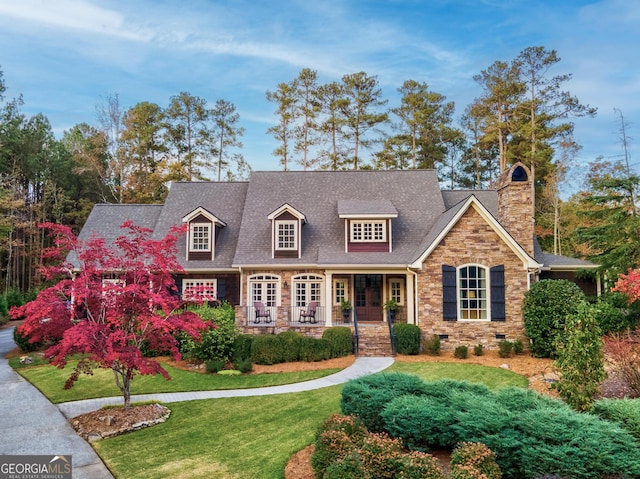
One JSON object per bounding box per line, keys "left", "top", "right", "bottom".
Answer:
{"left": 350, "top": 220, "right": 386, "bottom": 243}
{"left": 338, "top": 199, "right": 398, "bottom": 253}
{"left": 268, "top": 203, "right": 307, "bottom": 259}
{"left": 182, "top": 207, "right": 226, "bottom": 261}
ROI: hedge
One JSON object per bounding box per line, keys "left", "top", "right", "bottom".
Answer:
{"left": 322, "top": 327, "right": 353, "bottom": 358}
{"left": 392, "top": 323, "right": 420, "bottom": 355}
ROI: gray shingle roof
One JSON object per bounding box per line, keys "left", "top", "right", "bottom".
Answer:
{"left": 337, "top": 199, "right": 398, "bottom": 217}
{"left": 534, "top": 238, "right": 598, "bottom": 269}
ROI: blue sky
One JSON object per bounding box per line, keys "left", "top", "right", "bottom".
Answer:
{"left": 0, "top": 0, "right": 638, "bottom": 191}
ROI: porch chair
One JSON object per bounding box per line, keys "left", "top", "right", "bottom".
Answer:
{"left": 299, "top": 301, "right": 318, "bottom": 323}
{"left": 253, "top": 301, "right": 272, "bottom": 323}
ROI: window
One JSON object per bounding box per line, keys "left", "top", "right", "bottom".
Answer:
{"left": 442, "top": 264, "right": 504, "bottom": 322}
{"left": 390, "top": 279, "right": 403, "bottom": 305}
{"left": 459, "top": 265, "right": 487, "bottom": 320}
{"left": 190, "top": 223, "right": 211, "bottom": 252}
{"left": 334, "top": 279, "right": 348, "bottom": 305}
{"left": 276, "top": 221, "right": 297, "bottom": 250}
{"left": 350, "top": 220, "right": 386, "bottom": 242}
{"left": 293, "top": 274, "right": 322, "bottom": 307}
{"left": 182, "top": 279, "right": 217, "bottom": 301}
{"left": 249, "top": 275, "right": 279, "bottom": 307}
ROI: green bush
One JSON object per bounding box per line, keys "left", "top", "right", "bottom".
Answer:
{"left": 591, "top": 398, "right": 640, "bottom": 440}
{"left": 299, "top": 337, "right": 331, "bottom": 362}
{"left": 522, "top": 279, "right": 586, "bottom": 358}
{"left": 512, "top": 339, "right": 524, "bottom": 354}
{"left": 205, "top": 358, "right": 225, "bottom": 373}
{"left": 473, "top": 344, "right": 484, "bottom": 356}
{"left": 251, "top": 334, "right": 284, "bottom": 365}
{"left": 498, "top": 340, "right": 513, "bottom": 358}
{"left": 186, "top": 302, "right": 237, "bottom": 362}
{"left": 13, "top": 327, "right": 40, "bottom": 352}
{"left": 594, "top": 291, "right": 639, "bottom": 333}
{"left": 454, "top": 345, "right": 468, "bottom": 359}
{"left": 554, "top": 303, "right": 606, "bottom": 411}
{"left": 323, "top": 452, "right": 365, "bottom": 479}
{"left": 358, "top": 432, "right": 403, "bottom": 479}
{"left": 277, "top": 331, "right": 304, "bottom": 362}
{"left": 232, "top": 357, "right": 253, "bottom": 373}
{"left": 450, "top": 442, "right": 501, "bottom": 479}
{"left": 379, "top": 378, "right": 640, "bottom": 479}
{"left": 322, "top": 327, "right": 353, "bottom": 358}
{"left": 232, "top": 334, "right": 254, "bottom": 362}
{"left": 393, "top": 323, "right": 421, "bottom": 355}
{"left": 423, "top": 334, "right": 441, "bottom": 356}
{"left": 398, "top": 451, "right": 445, "bottom": 479}
{"left": 341, "top": 372, "right": 429, "bottom": 432}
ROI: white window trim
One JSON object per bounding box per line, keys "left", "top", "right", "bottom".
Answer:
{"left": 389, "top": 279, "right": 404, "bottom": 306}
{"left": 350, "top": 220, "right": 387, "bottom": 243}
{"left": 189, "top": 223, "right": 212, "bottom": 253}
{"left": 333, "top": 279, "right": 349, "bottom": 306}
{"left": 292, "top": 274, "right": 323, "bottom": 307}
{"left": 457, "top": 264, "right": 490, "bottom": 322}
{"left": 275, "top": 220, "right": 298, "bottom": 250}
{"left": 182, "top": 279, "right": 217, "bottom": 301}
{"left": 248, "top": 274, "right": 281, "bottom": 307}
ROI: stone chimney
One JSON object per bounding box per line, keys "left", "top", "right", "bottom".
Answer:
{"left": 496, "top": 162, "right": 534, "bottom": 257}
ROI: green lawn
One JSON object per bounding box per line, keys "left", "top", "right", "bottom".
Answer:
{"left": 13, "top": 360, "right": 341, "bottom": 403}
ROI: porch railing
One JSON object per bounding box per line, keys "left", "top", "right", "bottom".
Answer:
{"left": 246, "top": 305, "right": 278, "bottom": 326}
{"left": 289, "top": 305, "right": 326, "bottom": 326}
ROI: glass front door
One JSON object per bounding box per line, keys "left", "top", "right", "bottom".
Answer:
{"left": 354, "top": 274, "right": 382, "bottom": 321}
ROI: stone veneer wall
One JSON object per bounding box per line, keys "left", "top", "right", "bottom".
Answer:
{"left": 417, "top": 206, "right": 529, "bottom": 350}
{"left": 496, "top": 164, "right": 534, "bottom": 257}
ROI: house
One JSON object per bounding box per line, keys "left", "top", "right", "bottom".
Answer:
{"left": 77, "top": 163, "right": 599, "bottom": 355}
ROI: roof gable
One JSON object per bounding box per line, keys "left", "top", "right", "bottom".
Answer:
{"left": 267, "top": 203, "right": 307, "bottom": 223}
{"left": 182, "top": 206, "right": 227, "bottom": 227}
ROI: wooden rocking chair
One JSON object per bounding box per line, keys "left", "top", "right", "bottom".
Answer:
{"left": 253, "top": 301, "right": 272, "bottom": 323}
{"left": 299, "top": 301, "right": 318, "bottom": 323}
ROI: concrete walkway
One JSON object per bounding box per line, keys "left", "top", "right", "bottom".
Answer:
{"left": 1, "top": 322, "right": 394, "bottom": 478}
{"left": 0, "top": 325, "right": 114, "bottom": 479}
{"left": 57, "top": 355, "right": 394, "bottom": 418}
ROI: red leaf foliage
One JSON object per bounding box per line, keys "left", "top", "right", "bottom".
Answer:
{"left": 613, "top": 268, "right": 640, "bottom": 304}
{"left": 11, "top": 222, "right": 208, "bottom": 404}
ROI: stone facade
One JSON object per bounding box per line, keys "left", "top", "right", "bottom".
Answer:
{"left": 417, "top": 205, "right": 530, "bottom": 349}
{"left": 496, "top": 163, "right": 535, "bottom": 257}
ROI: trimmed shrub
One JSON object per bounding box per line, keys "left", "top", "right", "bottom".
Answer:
{"left": 393, "top": 323, "right": 421, "bottom": 355}
{"left": 450, "top": 442, "right": 501, "bottom": 479}
{"left": 358, "top": 432, "right": 404, "bottom": 479}
{"left": 205, "top": 358, "right": 225, "bottom": 373}
{"left": 522, "top": 279, "right": 586, "bottom": 358}
{"left": 341, "top": 372, "right": 429, "bottom": 432}
{"left": 323, "top": 452, "right": 365, "bottom": 479}
{"left": 498, "top": 340, "right": 513, "bottom": 358}
{"left": 232, "top": 357, "right": 253, "bottom": 373}
{"left": 277, "top": 331, "right": 304, "bottom": 362}
{"left": 399, "top": 451, "right": 445, "bottom": 479}
{"left": 251, "top": 334, "right": 284, "bottom": 365}
{"left": 591, "top": 398, "right": 640, "bottom": 440}
{"left": 424, "top": 334, "right": 441, "bottom": 356}
{"left": 494, "top": 387, "right": 569, "bottom": 413}
{"left": 232, "top": 334, "right": 254, "bottom": 363}
{"left": 322, "top": 327, "right": 353, "bottom": 358}
{"left": 454, "top": 345, "right": 468, "bottom": 359}
{"left": 13, "top": 327, "right": 40, "bottom": 352}
{"left": 593, "top": 291, "right": 638, "bottom": 334}
{"left": 187, "top": 302, "right": 237, "bottom": 362}
{"left": 473, "top": 344, "right": 484, "bottom": 356}
{"left": 299, "top": 337, "right": 331, "bottom": 362}
{"left": 512, "top": 339, "right": 524, "bottom": 355}
{"left": 312, "top": 414, "right": 368, "bottom": 478}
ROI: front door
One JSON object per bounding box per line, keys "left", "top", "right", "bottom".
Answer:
{"left": 354, "top": 274, "right": 382, "bottom": 321}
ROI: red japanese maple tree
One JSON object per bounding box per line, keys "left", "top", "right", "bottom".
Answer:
{"left": 11, "top": 221, "right": 208, "bottom": 408}
{"left": 613, "top": 268, "right": 640, "bottom": 303}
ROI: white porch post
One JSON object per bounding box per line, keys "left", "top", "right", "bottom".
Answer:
{"left": 325, "top": 271, "right": 333, "bottom": 326}
{"left": 406, "top": 271, "right": 415, "bottom": 325}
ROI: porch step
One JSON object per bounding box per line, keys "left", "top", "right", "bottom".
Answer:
{"left": 356, "top": 324, "right": 394, "bottom": 357}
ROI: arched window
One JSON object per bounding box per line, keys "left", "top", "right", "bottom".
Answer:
{"left": 292, "top": 274, "right": 323, "bottom": 307}
{"left": 248, "top": 274, "right": 280, "bottom": 307}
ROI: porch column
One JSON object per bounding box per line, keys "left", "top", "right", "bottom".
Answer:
{"left": 325, "top": 271, "right": 333, "bottom": 327}
{"left": 406, "top": 271, "right": 415, "bottom": 325}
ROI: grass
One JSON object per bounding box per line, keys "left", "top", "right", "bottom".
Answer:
{"left": 388, "top": 361, "right": 529, "bottom": 389}
{"left": 12, "top": 360, "right": 341, "bottom": 403}
{"left": 94, "top": 387, "right": 343, "bottom": 479}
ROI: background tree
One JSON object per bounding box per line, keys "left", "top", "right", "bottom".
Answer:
{"left": 316, "top": 81, "right": 349, "bottom": 170}
{"left": 292, "top": 68, "right": 320, "bottom": 170}
{"left": 120, "top": 101, "right": 167, "bottom": 202}
{"left": 573, "top": 158, "right": 640, "bottom": 278}
{"left": 206, "top": 99, "right": 245, "bottom": 181}
{"left": 95, "top": 93, "right": 127, "bottom": 203}
{"left": 340, "top": 72, "right": 388, "bottom": 170}
{"left": 164, "top": 92, "right": 210, "bottom": 181}
{"left": 458, "top": 103, "right": 500, "bottom": 188}
{"left": 266, "top": 80, "right": 298, "bottom": 171}
{"left": 11, "top": 222, "right": 208, "bottom": 408}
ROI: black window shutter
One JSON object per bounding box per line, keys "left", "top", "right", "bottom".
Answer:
{"left": 442, "top": 265, "right": 457, "bottom": 321}
{"left": 490, "top": 265, "right": 505, "bottom": 321}
{"left": 217, "top": 279, "right": 226, "bottom": 301}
